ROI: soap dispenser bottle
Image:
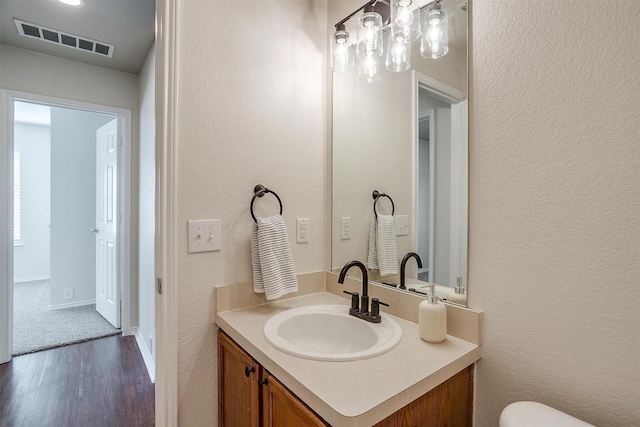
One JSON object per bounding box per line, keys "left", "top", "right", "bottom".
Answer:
{"left": 419, "top": 284, "right": 447, "bottom": 343}
{"left": 447, "top": 276, "right": 467, "bottom": 305}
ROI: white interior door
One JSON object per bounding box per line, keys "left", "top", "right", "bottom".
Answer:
{"left": 95, "top": 118, "right": 120, "bottom": 328}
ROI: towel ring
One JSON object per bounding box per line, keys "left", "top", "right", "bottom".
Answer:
{"left": 372, "top": 190, "right": 395, "bottom": 218}
{"left": 251, "top": 185, "right": 283, "bottom": 222}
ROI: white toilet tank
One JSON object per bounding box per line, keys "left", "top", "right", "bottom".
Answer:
{"left": 500, "top": 401, "right": 595, "bottom": 427}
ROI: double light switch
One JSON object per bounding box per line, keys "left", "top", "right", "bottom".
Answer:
{"left": 188, "top": 220, "right": 221, "bottom": 253}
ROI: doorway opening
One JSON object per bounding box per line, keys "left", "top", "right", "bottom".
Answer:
{"left": 415, "top": 74, "right": 468, "bottom": 294}
{"left": 12, "top": 100, "right": 123, "bottom": 355}
{"left": 1, "top": 91, "right": 133, "bottom": 360}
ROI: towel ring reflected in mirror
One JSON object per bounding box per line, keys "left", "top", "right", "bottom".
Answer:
{"left": 372, "top": 190, "right": 395, "bottom": 218}
{"left": 251, "top": 184, "right": 283, "bottom": 222}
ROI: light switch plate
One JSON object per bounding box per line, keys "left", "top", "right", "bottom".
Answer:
{"left": 396, "top": 215, "right": 409, "bottom": 236}
{"left": 188, "top": 219, "right": 221, "bottom": 253}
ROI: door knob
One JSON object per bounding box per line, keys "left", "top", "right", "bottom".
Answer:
{"left": 90, "top": 228, "right": 100, "bottom": 234}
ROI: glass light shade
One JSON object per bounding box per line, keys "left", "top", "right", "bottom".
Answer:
{"left": 357, "top": 7, "right": 383, "bottom": 59}
{"left": 358, "top": 55, "right": 381, "bottom": 83}
{"left": 385, "top": 38, "right": 411, "bottom": 72}
{"left": 391, "top": 0, "right": 420, "bottom": 43}
{"left": 58, "top": 0, "right": 84, "bottom": 5}
{"left": 331, "top": 26, "right": 354, "bottom": 73}
{"left": 420, "top": 7, "right": 449, "bottom": 59}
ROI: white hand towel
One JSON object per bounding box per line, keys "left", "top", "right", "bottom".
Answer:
{"left": 251, "top": 215, "right": 298, "bottom": 300}
{"left": 367, "top": 218, "right": 379, "bottom": 271}
{"left": 376, "top": 214, "right": 398, "bottom": 276}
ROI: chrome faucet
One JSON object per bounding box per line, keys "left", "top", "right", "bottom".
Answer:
{"left": 338, "top": 260, "right": 388, "bottom": 323}
{"left": 400, "top": 252, "right": 423, "bottom": 290}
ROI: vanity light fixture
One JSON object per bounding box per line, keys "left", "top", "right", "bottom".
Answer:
{"left": 421, "top": 0, "right": 449, "bottom": 59}
{"left": 57, "top": 0, "right": 85, "bottom": 6}
{"left": 330, "top": 0, "right": 450, "bottom": 82}
{"left": 356, "top": 4, "right": 383, "bottom": 82}
{"left": 385, "top": 37, "right": 411, "bottom": 72}
{"left": 357, "top": 5, "right": 384, "bottom": 59}
{"left": 331, "top": 24, "right": 354, "bottom": 73}
{"left": 391, "top": 0, "right": 421, "bottom": 43}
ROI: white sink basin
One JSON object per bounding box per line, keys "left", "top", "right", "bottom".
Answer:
{"left": 263, "top": 304, "right": 402, "bottom": 361}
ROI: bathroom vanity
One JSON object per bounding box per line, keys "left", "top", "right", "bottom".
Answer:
{"left": 215, "top": 273, "right": 483, "bottom": 426}
{"left": 219, "top": 329, "right": 473, "bottom": 426}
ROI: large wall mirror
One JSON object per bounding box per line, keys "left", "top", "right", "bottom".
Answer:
{"left": 331, "top": 0, "right": 469, "bottom": 305}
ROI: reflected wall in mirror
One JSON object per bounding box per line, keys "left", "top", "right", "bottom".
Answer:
{"left": 331, "top": 0, "right": 468, "bottom": 306}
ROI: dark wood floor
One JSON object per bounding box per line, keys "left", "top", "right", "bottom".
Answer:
{"left": 0, "top": 335, "right": 154, "bottom": 427}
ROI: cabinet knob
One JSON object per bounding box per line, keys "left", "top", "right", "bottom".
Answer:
{"left": 244, "top": 366, "right": 255, "bottom": 377}
{"left": 258, "top": 379, "right": 269, "bottom": 386}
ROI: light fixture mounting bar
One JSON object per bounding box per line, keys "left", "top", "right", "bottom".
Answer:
{"left": 334, "top": 0, "right": 441, "bottom": 29}
{"left": 335, "top": 0, "right": 390, "bottom": 28}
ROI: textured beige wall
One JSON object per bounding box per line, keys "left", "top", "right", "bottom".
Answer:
{"left": 138, "top": 45, "right": 156, "bottom": 362}
{"left": 174, "top": 1, "right": 327, "bottom": 425}
{"left": 468, "top": 1, "right": 640, "bottom": 426}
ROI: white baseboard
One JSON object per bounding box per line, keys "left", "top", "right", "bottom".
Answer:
{"left": 121, "top": 326, "right": 135, "bottom": 336}
{"left": 14, "top": 276, "right": 50, "bottom": 284}
{"left": 133, "top": 327, "right": 156, "bottom": 383}
{"left": 48, "top": 299, "right": 95, "bottom": 311}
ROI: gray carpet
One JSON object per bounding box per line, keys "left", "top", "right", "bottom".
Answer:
{"left": 13, "top": 280, "right": 120, "bottom": 356}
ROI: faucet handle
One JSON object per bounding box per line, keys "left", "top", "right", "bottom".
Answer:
{"left": 370, "top": 298, "right": 389, "bottom": 319}
{"left": 343, "top": 291, "right": 360, "bottom": 311}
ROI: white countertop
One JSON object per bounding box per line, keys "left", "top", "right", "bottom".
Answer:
{"left": 215, "top": 291, "right": 482, "bottom": 426}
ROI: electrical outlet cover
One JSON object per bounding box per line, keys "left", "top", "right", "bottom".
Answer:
{"left": 296, "top": 218, "right": 309, "bottom": 243}
{"left": 396, "top": 215, "right": 409, "bottom": 236}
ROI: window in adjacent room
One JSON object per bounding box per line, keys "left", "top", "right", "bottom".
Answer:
{"left": 13, "top": 151, "right": 21, "bottom": 243}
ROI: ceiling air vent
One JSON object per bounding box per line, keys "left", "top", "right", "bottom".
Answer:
{"left": 14, "top": 18, "right": 114, "bottom": 58}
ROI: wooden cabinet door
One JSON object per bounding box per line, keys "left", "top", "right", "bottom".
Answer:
{"left": 219, "top": 329, "right": 473, "bottom": 427}
{"left": 261, "top": 371, "right": 328, "bottom": 427}
{"left": 218, "top": 330, "right": 261, "bottom": 427}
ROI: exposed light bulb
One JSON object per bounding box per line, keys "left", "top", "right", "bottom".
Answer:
{"left": 359, "top": 55, "right": 381, "bottom": 83}
{"left": 427, "top": 25, "right": 443, "bottom": 44}
{"left": 421, "top": 4, "right": 449, "bottom": 59}
{"left": 386, "top": 38, "right": 411, "bottom": 72}
{"left": 391, "top": 43, "right": 406, "bottom": 59}
{"left": 364, "top": 26, "right": 377, "bottom": 43}
{"left": 391, "top": 0, "right": 420, "bottom": 43}
{"left": 331, "top": 24, "right": 354, "bottom": 73}
{"left": 395, "top": 7, "right": 414, "bottom": 28}
{"left": 357, "top": 5, "right": 383, "bottom": 59}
